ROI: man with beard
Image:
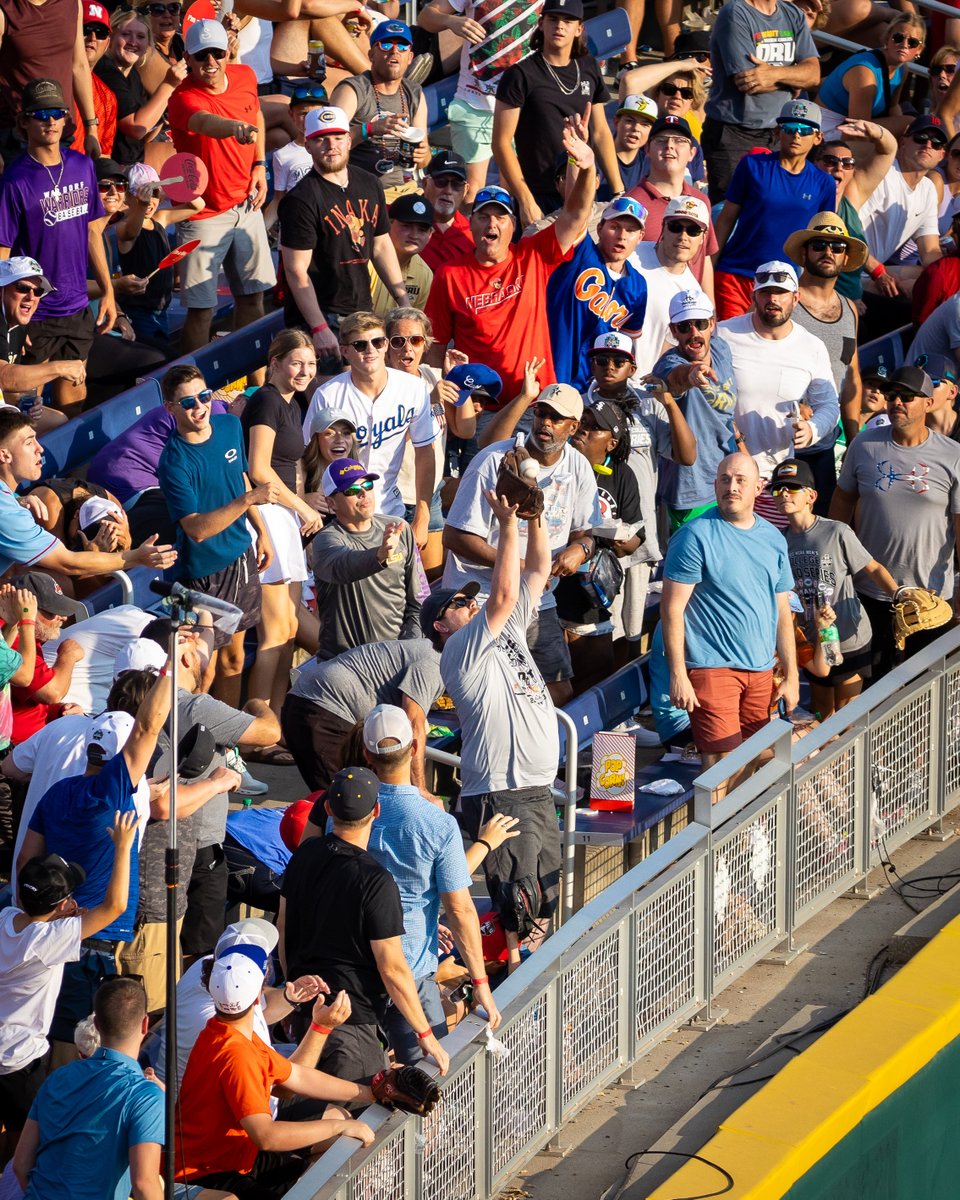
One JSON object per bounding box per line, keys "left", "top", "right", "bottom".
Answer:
{"left": 785, "top": 213, "right": 868, "bottom": 506}
{"left": 662, "top": 452, "right": 798, "bottom": 770}
{"left": 718, "top": 260, "right": 838, "bottom": 526}
{"left": 442, "top": 382, "right": 602, "bottom": 705}
{"left": 279, "top": 106, "right": 410, "bottom": 378}
{"left": 419, "top": 151, "right": 474, "bottom": 272}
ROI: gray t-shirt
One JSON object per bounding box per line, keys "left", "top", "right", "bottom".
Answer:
{"left": 837, "top": 428, "right": 960, "bottom": 599}
{"left": 905, "top": 293, "right": 960, "bottom": 364}
{"left": 291, "top": 638, "right": 442, "bottom": 723}
{"left": 442, "top": 579, "right": 559, "bottom": 795}
{"left": 784, "top": 517, "right": 873, "bottom": 654}
{"left": 170, "top": 691, "right": 254, "bottom": 847}
{"left": 705, "top": 0, "right": 817, "bottom": 128}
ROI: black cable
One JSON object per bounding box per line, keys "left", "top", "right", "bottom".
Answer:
{"left": 877, "top": 835, "right": 924, "bottom": 914}
{"left": 698, "top": 1011, "right": 845, "bottom": 1098}
{"left": 622, "top": 1149, "right": 734, "bottom": 1199}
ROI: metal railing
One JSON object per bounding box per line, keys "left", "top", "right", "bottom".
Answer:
{"left": 282, "top": 624, "right": 960, "bottom": 1200}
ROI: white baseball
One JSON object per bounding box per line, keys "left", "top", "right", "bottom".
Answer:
{"left": 520, "top": 459, "right": 539, "bottom": 479}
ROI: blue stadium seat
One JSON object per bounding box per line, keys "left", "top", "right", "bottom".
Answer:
{"left": 559, "top": 686, "right": 605, "bottom": 760}
{"left": 596, "top": 659, "right": 648, "bottom": 727}
{"left": 39, "top": 378, "right": 164, "bottom": 478}
{"left": 858, "top": 324, "right": 910, "bottom": 376}
{"left": 190, "top": 310, "right": 285, "bottom": 385}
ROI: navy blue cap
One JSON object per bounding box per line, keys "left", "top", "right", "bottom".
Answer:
{"left": 648, "top": 114, "right": 697, "bottom": 144}
{"left": 446, "top": 362, "right": 503, "bottom": 406}
{"left": 370, "top": 20, "right": 412, "bottom": 46}
{"left": 327, "top": 766, "right": 381, "bottom": 821}
{"left": 472, "top": 185, "right": 515, "bottom": 216}
{"left": 914, "top": 351, "right": 959, "bottom": 384}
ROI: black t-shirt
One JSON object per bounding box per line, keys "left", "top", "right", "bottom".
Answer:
{"left": 118, "top": 221, "right": 173, "bottom": 312}
{"left": 240, "top": 383, "right": 304, "bottom": 492}
{"left": 555, "top": 460, "right": 642, "bottom": 626}
{"left": 281, "top": 833, "right": 405, "bottom": 1025}
{"left": 95, "top": 56, "right": 151, "bottom": 165}
{"left": 496, "top": 53, "right": 608, "bottom": 200}
{"left": 278, "top": 166, "right": 390, "bottom": 324}
{"left": 0, "top": 310, "right": 28, "bottom": 365}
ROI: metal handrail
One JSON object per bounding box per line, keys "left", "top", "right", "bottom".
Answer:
{"left": 814, "top": 30, "right": 931, "bottom": 77}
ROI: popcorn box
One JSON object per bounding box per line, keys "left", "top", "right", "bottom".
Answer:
{"left": 590, "top": 730, "right": 636, "bottom": 812}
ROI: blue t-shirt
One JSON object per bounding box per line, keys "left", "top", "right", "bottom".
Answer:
{"left": 0, "top": 481, "right": 61, "bottom": 576}
{"left": 28, "top": 753, "right": 138, "bottom": 941}
{"left": 546, "top": 236, "right": 647, "bottom": 391}
{"left": 157, "top": 413, "right": 252, "bottom": 579}
{"left": 663, "top": 509, "right": 793, "bottom": 671}
{"left": 26, "top": 1047, "right": 164, "bottom": 1200}
{"left": 818, "top": 49, "right": 904, "bottom": 119}
{"left": 655, "top": 338, "right": 738, "bottom": 509}
{"left": 716, "top": 153, "right": 836, "bottom": 279}
{"left": 225, "top": 806, "right": 291, "bottom": 875}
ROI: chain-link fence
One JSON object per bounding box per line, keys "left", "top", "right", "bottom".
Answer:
{"left": 284, "top": 627, "right": 960, "bottom": 1200}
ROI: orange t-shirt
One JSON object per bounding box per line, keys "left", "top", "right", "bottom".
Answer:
{"left": 167, "top": 65, "right": 259, "bottom": 216}
{"left": 174, "top": 1017, "right": 293, "bottom": 1180}
{"left": 424, "top": 225, "right": 570, "bottom": 405}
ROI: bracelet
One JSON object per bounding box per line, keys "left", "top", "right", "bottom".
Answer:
{"left": 310, "top": 323, "right": 328, "bottom": 335}
{"left": 83, "top": 117, "right": 100, "bottom": 127}
{"left": 471, "top": 976, "right": 489, "bottom": 986}
{"left": 869, "top": 263, "right": 888, "bottom": 280}
{"left": 476, "top": 836, "right": 493, "bottom": 854}
{"left": 310, "top": 1021, "right": 333, "bottom": 1035}
{"left": 360, "top": 121, "right": 369, "bottom": 140}
{"left": 19, "top": 619, "right": 35, "bottom": 626}
{"left": 253, "top": 158, "right": 266, "bottom": 167}
{"left": 416, "top": 1028, "right": 432, "bottom": 1040}
{"left": 579, "top": 540, "right": 592, "bottom": 561}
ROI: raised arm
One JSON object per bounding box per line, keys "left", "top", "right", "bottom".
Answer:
{"left": 554, "top": 113, "right": 598, "bottom": 255}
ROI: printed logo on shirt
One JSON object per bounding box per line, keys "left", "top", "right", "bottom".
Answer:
{"left": 225, "top": 447, "right": 238, "bottom": 463}
{"left": 468, "top": 0, "right": 542, "bottom": 92}
{"left": 354, "top": 404, "right": 416, "bottom": 450}
{"left": 873, "top": 459, "right": 930, "bottom": 494}
{"left": 752, "top": 28, "right": 797, "bottom": 65}
{"left": 40, "top": 182, "right": 91, "bottom": 228}
{"left": 466, "top": 275, "right": 524, "bottom": 313}
{"left": 573, "top": 267, "right": 643, "bottom": 336}
{"left": 323, "top": 197, "right": 382, "bottom": 250}
{"left": 495, "top": 628, "right": 550, "bottom": 708}
{"left": 789, "top": 548, "right": 837, "bottom": 626}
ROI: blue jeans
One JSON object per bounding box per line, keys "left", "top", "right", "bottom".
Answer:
{"left": 381, "top": 974, "right": 446, "bottom": 1065}
{"left": 404, "top": 483, "right": 444, "bottom": 533}
{"left": 51, "top": 945, "right": 119, "bottom": 1042}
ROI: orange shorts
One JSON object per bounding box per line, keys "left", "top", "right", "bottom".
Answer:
{"left": 713, "top": 270, "right": 755, "bottom": 321}
{"left": 688, "top": 666, "right": 774, "bottom": 754}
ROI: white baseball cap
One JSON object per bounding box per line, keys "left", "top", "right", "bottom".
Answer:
{"left": 78, "top": 496, "right": 123, "bottom": 533}
{"left": 184, "top": 18, "right": 228, "bottom": 56}
{"left": 616, "top": 94, "right": 658, "bottom": 122}
{"left": 669, "top": 289, "right": 714, "bottom": 323}
{"left": 209, "top": 951, "right": 265, "bottom": 1014}
{"left": 86, "top": 711, "right": 135, "bottom": 760}
{"left": 114, "top": 638, "right": 167, "bottom": 678}
{"left": 663, "top": 194, "right": 710, "bottom": 230}
{"left": 305, "top": 106, "right": 351, "bottom": 139}
{"left": 215, "top": 917, "right": 279, "bottom": 957}
{"left": 363, "top": 703, "right": 413, "bottom": 753}
{"left": 0, "top": 256, "right": 54, "bottom": 295}
{"left": 589, "top": 331, "right": 636, "bottom": 362}
{"left": 753, "top": 259, "right": 799, "bottom": 292}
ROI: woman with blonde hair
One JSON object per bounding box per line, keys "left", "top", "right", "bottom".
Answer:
{"left": 241, "top": 329, "right": 322, "bottom": 740}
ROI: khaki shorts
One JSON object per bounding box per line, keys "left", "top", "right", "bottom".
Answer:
{"left": 179, "top": 202, "right": 276, "bottom": 310}
{"left": 119, "top": 917, "right": 184, "bottom": 1013}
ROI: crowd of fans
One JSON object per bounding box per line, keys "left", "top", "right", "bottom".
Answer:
{"left": 0, "top": 0, "right": 960, "bottom": 1194}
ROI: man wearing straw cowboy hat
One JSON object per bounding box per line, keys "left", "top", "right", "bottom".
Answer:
{"left": 784, "top": 212, "right": 869, "bottom": 508}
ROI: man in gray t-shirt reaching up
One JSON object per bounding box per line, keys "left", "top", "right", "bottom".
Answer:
{"left": 422, "top": 486, "right": 558, "bottom": 971}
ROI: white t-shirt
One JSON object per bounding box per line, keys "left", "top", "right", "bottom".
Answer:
{"left": 442, "top": 438, "right": 602, "bottom": 610}
{"left": 629, "top": 243, "right": 697, "bottom": 376}
{"left": 11, "top": 715, "right": 150, "bottom": 896}
{"left": 0, "top": 907, "right": 81, "bottom": 1072}
{"left": 718, "top": 315, "right": 840, "bottom": 478}
{"left": 302, "top": 368, "right": 438, "bottom": 517}
{"left": 861, "top": 162, "right": 939, "bottom": 266}
{"left": 396, "top": 364, "right": 443, "bottom": 506}
{"left": 41, "top": 605, "right": 153, "bottom": 714}
{"left": 273, "top": 141, "right": 312, "bottom": 194}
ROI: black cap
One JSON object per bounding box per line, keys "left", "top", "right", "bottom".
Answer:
{"left": 906, "top": 114, "right": 948, "bottom": 143}
{"left": 543, "top": 0, "right": 584, "bottom": 16}
{"left": 326, "top": 766, "right": 380, "bottom": 821}
{"left": 882, "top": 365, "right": 934, "bottom": 398}
{"left": 648, "top": 115, "right": 697, "bottom": 144}
{"left": 585, "top": 399, "right": 625, "bottom": 438}
{"left": 424, "top": 150, "right": 467, "bottom": 181}
{"left": 11, "top": 571, "right": 85, "bottom": 618}
{"left": 178, "top": 723, "right": 217, "bottom": 780}
{"left": 769, "top": 459, "right": 817, "bottom": 490}
{"left": 913, "top": 352, "right": 959, "bottom": 385}
{"left": 19, "top": 854, "right": 86, "bottom": 915}
{"left": 21, "top": 78, "right": 67, "bottom": 114}
{"left": 861, "top": 363, "right": 892, "bottom": 390}
{"left": 671, "top": 30, "right": 711, "bottom": 57}
{"left": 95, "top": 157, "right": 126, "bottom": 182}
{"left": 388, "top": 191, "right": 435, "bottom": 225}
{"left": 419, "top": 580, "right": 481, "bottom": 648}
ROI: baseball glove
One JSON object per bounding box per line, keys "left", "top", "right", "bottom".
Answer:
{"left": 495, "top": 447, "right": 544, "bottom": 522}
{"left": 370, "top": 1066, "right": 440, "bottom": 1117}
{"left": 891, "top": 586, "right": 953, "bottom": 651}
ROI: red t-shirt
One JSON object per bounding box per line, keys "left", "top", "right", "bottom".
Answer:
{"left": 10, "top": 635, "right": 55, "bottom": 745}
{"left": 71, "top": 73, "right": 117, "bottom": 158}
{"left": 168, "top": 65, "right": 260, "bottom": 216}
{"left": 175, "top": 1017, "right": 293, "bottom": 1180}
{"left": 627, "top": 179, "right": 718, "bottom": 286}
{"left": 420, "top": 210, "right": 475, "bottom": 273}
{"left": 425, "top": 225, "right": 569, "bottom": 404}
{"left": 912, "top": 255, "right": 960, "bottom": 325}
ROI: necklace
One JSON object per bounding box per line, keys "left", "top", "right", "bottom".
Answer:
{"left": 28, "top": 151, "right": 64, "bottom": 194}
{"left": 542, "top": 54, "right": 580, "bottom": 97}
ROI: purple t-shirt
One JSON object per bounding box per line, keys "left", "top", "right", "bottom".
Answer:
{"left": 87, "top": 399, "right": 230, "bottom": 502}
{"left": 0, "top": 150, "right": 104, "bottom": 319}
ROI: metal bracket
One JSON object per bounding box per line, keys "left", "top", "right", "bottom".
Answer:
{"left": 617, "top": 1061, "right": 646, "bottom": 1090}
{"left": 843, "top": 878, "right": 880, "bottom": 900}
{"left": 688, "top": 1006, "right": 727, "bottom": 1030}
{"left": 915, "top": 818, "right": 953, "bottom": 843}
{"left": 764, "top": 941, "right": 808, "bottom": 965}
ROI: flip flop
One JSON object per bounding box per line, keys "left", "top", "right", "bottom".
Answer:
{"left": 243, "top": 745, "right": 295, "bottom": 766}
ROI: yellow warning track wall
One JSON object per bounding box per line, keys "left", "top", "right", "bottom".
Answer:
{"left": 647, "top": 914, "right": 960, "bottom": 1199}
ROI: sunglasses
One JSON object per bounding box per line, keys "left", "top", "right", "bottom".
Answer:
{"left": 819, "top": 153, "right": 855, "bottom": 169}
{"left": 780, "top": 121, "right": 817, "bottom": 135}
{"left": 191, "top": 47, "right": 226, "bottom": 62}
{"left": 145, "top": 1, "right": 181, "bottom": 11}
{"left": 913, "top": 132, "right": 946, "bottom": 147}
{"left": 13, "top": 281, "right": 44, "bottom": 297}
{"left": 934, "top": 62, "right": 957, "bottom": 74}
{"left": 27, "top": 108, "right": 67, "bottom": 121}
{"left": 755, "top": 270, "right": 794, "bottom": 284}
{"left": 886, "top": 391, "right": 924, "bottom": 403}
{"left": 430, "top": 174, "right": 466, "bottom": 189}
{"left": 591, "top": 353, "right": 632, "bottom": 367}
{"left": 340, "top": 479, "right": 376, "bottom": 497}
{"left": 674, "top": 317, "right": 710, "bottom": 332}
{"left": 374, "top": 39, "right": 411, "bottom": 52}
{"left": 666, "top": 219, "right": 704, "bottom": 236}
{"left": 291, "top": 85, "right": 328, "bottom": 103}
{"left": 891, "top": 31, "right": 922, "bottom": 47}
{"left": 83, "top": 22, "right": 109, "bottom": 36}
{"left": 174, "top": 389, "right": 212, "bottom": 409}
{"left": 345, "top": 336, "right": 388, "bottom": 353}
{"left": 676, "top": 51, "right": 710, "bottom": 62}
{"left": 98, "top": 179, "right": 127, "bottom": 193}
{"left": 388, "top": 334, "right": 426, "bottom": 349}
{"left": 442, "top": 595, "right": 475, "bottom": 615}
{"left": 808, "top": 237, "right": 847, "bottom": 253}
{"left": 659, "top": 82, "right": 694, "bottom": 98}
{"left": 770, "top": 485, "right": 807, "bottom": 496}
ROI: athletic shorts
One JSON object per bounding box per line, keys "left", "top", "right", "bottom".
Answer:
{"left": 23, "top": 305, "right": 95, "bottom": 365}
{"left": 187, "top": 545, "right": 262, "bottom": 647}
{"left": 447, "top": 97, "right": 493, "bottom": 164}
{"left": 179, "top": 202, "right": 276, "bottom": 310}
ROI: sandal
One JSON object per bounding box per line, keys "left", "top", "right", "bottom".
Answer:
{"left": 242, "top": 744, "right": 295, "bottom": 767}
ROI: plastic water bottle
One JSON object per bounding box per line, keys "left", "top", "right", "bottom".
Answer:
{"left": 818, "top": 585, "right": 843, "bottom": 667}
{"left": 242, "top": 797, "right": 253, "bottom": 809}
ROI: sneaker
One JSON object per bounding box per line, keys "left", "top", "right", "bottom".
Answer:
{"left": 406, "top": 52, "right": 434, "bottom": 87}
{"left": 240, "top": 769, "right": 269, "bottom": 796}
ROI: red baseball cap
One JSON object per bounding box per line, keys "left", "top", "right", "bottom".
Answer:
{"left": 84, "top": 1, "right": 111, "bottom": 30}
{"left": 279, "top": 796, "right": 317, "bottom": 852}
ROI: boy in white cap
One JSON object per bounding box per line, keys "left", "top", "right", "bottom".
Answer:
{"left": 604, "top": 95, "right": 658, "bottom": 197}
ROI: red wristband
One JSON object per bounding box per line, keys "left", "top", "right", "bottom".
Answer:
{"left": 471, "top": 976, "right": 488, "bottom": 986}
{"left": 869, "top": 263, "right": 887, "bottom": 280}
{"left": 310, "top": 1022, "right": 333, "bottom": 1035}
{"left": 310, "top": 323, "right": 327, "bottom": 335}
{"left": 416, "top": 1028, "right": 432, "bottom": 1040}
